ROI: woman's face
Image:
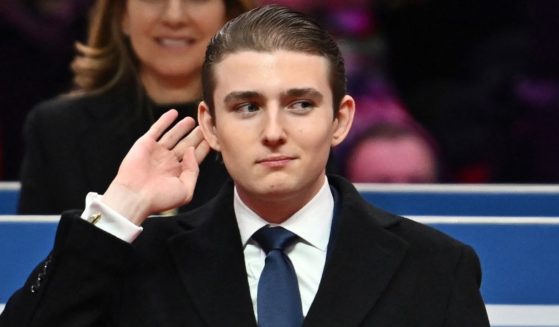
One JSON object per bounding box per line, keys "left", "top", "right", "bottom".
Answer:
{"left": 122, "top": 0, "right": 227, "bottom": 84}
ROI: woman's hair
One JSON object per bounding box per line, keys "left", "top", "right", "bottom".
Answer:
{"left": 202, "top": 5, "right": 347, "bottom": 117}
{"left": 71, "top": 0, "right": 255, "bottom": 93}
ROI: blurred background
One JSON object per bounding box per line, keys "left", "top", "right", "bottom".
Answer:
{"left": 1, "top": 0, "right": 558, "bottom": 184}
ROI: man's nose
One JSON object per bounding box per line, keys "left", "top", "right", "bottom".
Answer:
{"left": 262, "top": 110, "right": 287, "bottom": 147}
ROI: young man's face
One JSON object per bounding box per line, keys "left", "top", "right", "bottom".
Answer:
{"left": 199, "top": 50, "right": 354, "bottom": 213}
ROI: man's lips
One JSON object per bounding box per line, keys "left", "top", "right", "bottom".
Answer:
{"left": 256, "top": 155, "right": 296, "bottom": 167}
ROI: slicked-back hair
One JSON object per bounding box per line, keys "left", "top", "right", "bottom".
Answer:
{"left": 202, "top": 5, "right": 347, "bottom": 118}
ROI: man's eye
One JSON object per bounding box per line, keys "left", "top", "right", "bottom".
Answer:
{"left": 235, "top": 103, "right": 260, "bottom": 114}
{"left": 290, "top": 100, "right": 314, "bottom": 113}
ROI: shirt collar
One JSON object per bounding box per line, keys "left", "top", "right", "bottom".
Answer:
{"left": 234, "top": 177, "right": 334, "bottom": 252}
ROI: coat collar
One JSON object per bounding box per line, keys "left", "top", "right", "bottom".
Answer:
{"left": 304, "top": 176, "right": 409, "bottom": 326}
{"left": 167, "top": 185, "right": 257, "bottom": 326}
{"left": 166, "top": 177, "right": 408, "bottom": 327}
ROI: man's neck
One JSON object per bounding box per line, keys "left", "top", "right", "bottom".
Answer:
{"left": 236, "top": 176, "right": 328, "bottom": 224}
{"left": 233, "top": 177, "right": 334, "bottom": 247}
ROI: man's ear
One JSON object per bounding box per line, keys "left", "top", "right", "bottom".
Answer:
{"left": 331, "top": 95, "right": 355, "bottom": 147}
{"left": 198, "top": 101, "right": 220, "bottom": 151}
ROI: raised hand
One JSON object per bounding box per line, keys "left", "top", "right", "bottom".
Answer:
{"left": 101, "top": 110, "right": 211, "bottom": 225}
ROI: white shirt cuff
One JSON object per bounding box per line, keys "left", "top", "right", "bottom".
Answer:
{"left": 80, "top": 192, "right": 143, "bottom": 243}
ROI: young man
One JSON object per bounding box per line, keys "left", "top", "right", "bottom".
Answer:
{"left": 0, "top": 5, "right": 489, "bottom": 327}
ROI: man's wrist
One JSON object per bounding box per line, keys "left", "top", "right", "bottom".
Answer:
{"left": 101, "top": 183, "right": 151, "bottom": 225}
{"left": 81, "top": 192, "right": 143, "bottom": 243}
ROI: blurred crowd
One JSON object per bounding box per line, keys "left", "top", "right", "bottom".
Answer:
{"left": 0, "top": 0, "right": 93, "bottom": 180}
{"left": 1, "top": 0, "right": 558, "bottom": 183}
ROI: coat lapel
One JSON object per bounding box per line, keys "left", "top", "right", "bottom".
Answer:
{"left": 166, "top": 188, "right": 257, "bottom": 327}
{"left": 162, "top": 177, "right": 407, "bottom": 327}
{"left": 304, "top": 177, "right": 409, "bottom": 326}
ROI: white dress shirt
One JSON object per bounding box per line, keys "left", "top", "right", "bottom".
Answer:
{"left": 80, "top": 177, "right": 334, "bottom": 319}
{"left": 234, "top": 178, "right": 334, "bottom": 319}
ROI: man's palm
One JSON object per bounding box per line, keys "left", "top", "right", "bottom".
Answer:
{"left": 102, "top": 110, "right": 210, "bottom": 224}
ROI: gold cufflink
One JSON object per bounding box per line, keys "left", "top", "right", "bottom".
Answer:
{"left": 87, "top": 212, "right": 102, "bottom": 225}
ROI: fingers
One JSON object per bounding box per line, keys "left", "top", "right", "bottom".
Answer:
{"left": 145, "top": 109, "right": 211, "bottom": 165}
{"left": 145, "top": 109, "right": 179, "bottom": 140}
{"left": 173, "top": 126, "right": 210, "bottom": 164}
{"left": 194, "top": 140, "right": 211, "bottom": 165}
{"left": 158, "top": 116, "right": 196, "bottom": 150}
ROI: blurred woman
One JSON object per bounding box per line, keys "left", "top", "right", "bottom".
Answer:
{"left": 18, "top": 0, "right": 255, "bottom": 214}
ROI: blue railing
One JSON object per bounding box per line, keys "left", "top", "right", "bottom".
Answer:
{"left": 1, "top": 182, "right": 559, "bottom": 326}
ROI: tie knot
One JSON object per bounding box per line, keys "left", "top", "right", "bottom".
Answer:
{"left": 253, "top": 226, "right": 298, "bottom": 254}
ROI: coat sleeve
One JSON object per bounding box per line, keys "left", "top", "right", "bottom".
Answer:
{"left": 444, "top": 245, "right": 490, "bottom": 327}
{"left": 0, "top": 212, "right": 134, "bottom": 327}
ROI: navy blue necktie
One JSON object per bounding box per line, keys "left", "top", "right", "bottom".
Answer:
{"left": 253, "top": 226, "right": 303, "bottom": 327}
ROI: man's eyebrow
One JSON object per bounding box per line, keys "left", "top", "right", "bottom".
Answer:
{"left": 223, "top": 91, "right": 262, "bottom": 104}
{"left": 282, "top": 88, "right": 324, "bottom": 101}
{"left": 223, "top": 88, "right": 324, "bottom": 104}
